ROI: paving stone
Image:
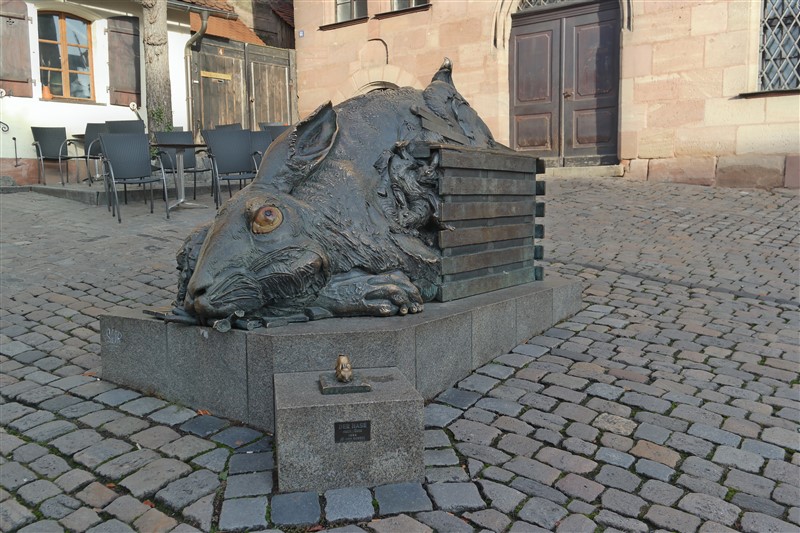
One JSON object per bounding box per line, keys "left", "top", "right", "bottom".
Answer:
{"left": 620, "top": 392, "right": 671, "bottom": 414}
{"left": 667, "top": 431, "right": 715, "bottom": 457}
{"left": 75, "top": 481, "right": 118, "bottom": 508}
{"left": 595, "top": 465, "right": 642, "bottom": 492}
{"left": 158, "top": 435, "right": 216, "bottom": 461}
{"left": 0, "top": 498, "right": 35, "bottom": 531}
{"left": 678, "top": 492, "right": 741, "bottom": 526}
{"left": 132, "top": 508, "right": 177, "bottom": 533}
{"left": 593, "top": 412, "right": 637, "bottom": 435}
{"left": 50, "top": 429, "right": 103, "bottom": 455}
{"left": 595, "top": 446, "right": 635, "bottom": 468}
{"left": 680, "top": 456, "right": 724, "bottom": 482}
{"left": 209, "top": 426, "right": 262, "bottom": 448}
{"left": 537, "top": 447, "right": 597, "bottom": 474}
{"left": 415, "top": 510, "right": 473, "bottom": 533}
{"left": 730, "top": 492, "right": 786, "bottom": 518}
{"left": 271, "top": 491, "right": 320, "bottom": 527}
{"left": 95, "top": 449, "right": 160, "bottom": 480}
{"left": 555, "top": 513, "right": 596, "bottom": 533}
{"left": 147, "top": 404, "right": 196, "bottom": 426}
{"left": 59, "top": 401, "right": 103, "bottom": 419}
{"left": 517, "top": 497, "right": 568, "bottom": 529}
{"left": 0, "top": 403, "right": 35, "bottom": 425}
{"left": 179, "top": 415, "right": 229, "bottom": 437}
{"left": 762, "top": 427, "right": 800, "bottom": 451}
{"left": 423, "top": 429, "right": 451, "bottom": 448}
{"left": 102, "top": 494, "right": 149, "bottom": 523}
{"left": 325, "top": 487, "right": 374, "bottom": 522}
{"left": 182, "top": 493, "right": 214, "bottom": 532}
{"left": 78, "top": 410, "right": 124, "bottom": 429}
{"left": 601, "top": 487, "right": 646, "bottom": 518}
{"left": 554, "top": 473, "right": 604, "bottom": 503}
{"left": 73, "top": 439, "right": 133, "bottom": 469}
{"left": 190, "top": 448, "right": 230, "bottom": 473}
{"left": 93, "top": 389, "right": 140, "bottom": 407}
{"left": 426, "top": 466, "right": 469, "bottom": 483}
{"left": 639, "top": 479, "right": 683, "bottom": 506}
{"left": 23, "top": 420, "right": 77, "bottom": 441}
{"left": 635, "top": 458, "right": 675, "bottom": 481}
{"left": 504, "top": 456, "right": 560, "bottom": 485}
{"left": 773, "top": 482, "right": 800, "bottom": 507}
{"left": 118, "top": 397, "right": 167, "bottom": 416}
{"left": 18, "top": 519, "right": 64, "bottom": 533}
{"left": 424, "top": 403, "right": 463, "bottom": 428}
{"left": 12, "top": 442, "right": 48, "bottom": 463}
{"left": 40, "top": 494, "right": 81, "bottom": 519}
{"left": 60, "top": 507, "right": 102, "bottom": 532}
{"left": 476, "top": 479, "right": 525, "bottom": 513}
{"left": 226, "top": 451, "right": 273, "bottom": 474}
{"left": 154, "top": 469, "right": 219, "bottom": 511}
{"left": 428, "top": 482, "right": 485, "bottom": 512}
{"left": 130, "top": 426, "right": 180, "bottom": 449}
{"left": 677, "top": 474, "right": 729, "bottom": 500}
{"left": 456, "top": 442, "right": 510, "bottom": 465}
{"left": 633, "top": 422, "right": 671, "bottom": 444}
{"left": 85, "top": 518, "right": 136, "bottom": 532}
{"left": 724, "top": 469, "right": 775, "bottom": 497}
{"left": 17, "top": 479, "right": 62, "bottom": 505}
{"left": 54, "top": 469, "right": 94, "bottom": 493}
{"left": 369, "top": 513, "right": 433, "bottom": 533}
{"left": 740, "top": 512, "right": 798, "bottom": 533}
{"left": 630, "top": 440, "right": 681, "bottom": 467}
{"left": 448, "top": 419, "right": 501, "bottom": 446}
{"left": 741, "top": 438, "right": 786, "bottom": 460}
{"left": 712, "top": 445, "right": 765, "bottom": 473}
{"left": 375, "top": 482, "right": 432, "bottom": 515}
{"left": 424, "top": 448, "right": 460, "bottom": 467}
{"left": 687, "top": 423, "right": 741, "bottom": 447}
{"left": 464, "top": 508, "right": 510, "bottom": 532}
{"left": 119, "top": 458, "right": 192, "bottom": 499}
{"left": 29, "top": 454, "right": 71, "bottom": 480}
{"left": 224, "top": 471, "right": 272, "bottom": 498}
{"left": 497, "top": 433, "right": 543, "bottom": 457}
{"left": 644, "top": 505, "right": 701, "bottom": 533}
{"left": 0, "top": 462, "right": 36, "bottom": 491}
{"left": 437, "top": 387, "right": 483, "bottom": 410}
{"left": 594, "top": 509, "right": 649, "bottom": 533}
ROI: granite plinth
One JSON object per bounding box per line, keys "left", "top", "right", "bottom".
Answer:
{"left": 100, "top": 277, "right": 582, "bottom": 432}
{"left": 274, "top": 367, "right": 423, "bottom": 492}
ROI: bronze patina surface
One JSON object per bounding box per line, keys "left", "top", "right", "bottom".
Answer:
{"left": 169, "top": 59, "right": 537, "bottom": 328}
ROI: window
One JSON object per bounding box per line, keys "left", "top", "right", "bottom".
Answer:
{"left": 760, "top": 0, "right": 800, "bottom": 91}
{"left": 336, "top": 0, "right": 366, "bottom": 22}
{"left": 38, "top": 12, "right": 94, "bottom": 99}
{"left": 392, "top": 0, "right": 428, "bottom": 10}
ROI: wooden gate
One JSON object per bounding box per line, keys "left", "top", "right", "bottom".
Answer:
{"left": 191, "top": 39, "right": 296, "bottom": 131}
{"left": 510, "top": 0, "right": 620, "bottom": 167}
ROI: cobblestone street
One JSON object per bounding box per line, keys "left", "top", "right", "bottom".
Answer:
{"left": 1, "top": 178, "right": 798, "bottom": 532}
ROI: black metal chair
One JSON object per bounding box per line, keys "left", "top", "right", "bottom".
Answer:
{"left": 259, "top": 123, "right": 290, "bottom": 142}
{"left": 99, "top": 132, "right": 170, "bottom": 223}
{"left": 30, "top": 126, "right": 83, "bottom": 185}
{"left": 106, "top": 120, "right": 145, "bottom": 134}
{"left": 202, "top": 128, "right": 258, "bottom": 208}
{"left": 215, "top": 123, "right": 243, "bottom": 130}
{"left": 83, "top": 122, "right": 108, "bottom": 185}
{"left": 153, "top": 130, "right": 211, "bottom": 200}
{"left": 249, "top": 130, "right": 274, "bottom": 169}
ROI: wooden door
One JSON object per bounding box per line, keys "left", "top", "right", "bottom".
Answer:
{"left": 191, "top": 39, "right": 297, "bottom": 132}
{"left": 510, "top": 0, "right": 620, "bottom": 167}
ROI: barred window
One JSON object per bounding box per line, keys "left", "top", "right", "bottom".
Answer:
{"left": 335, "top": 0, "right": 367, "bottom": 22}
{"left": 760, "top": 0, "right": 800, "bottom": 91}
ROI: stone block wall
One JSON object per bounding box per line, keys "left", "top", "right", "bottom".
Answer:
{"left": 620, "top": 0, "right": 799, "bottom": 188}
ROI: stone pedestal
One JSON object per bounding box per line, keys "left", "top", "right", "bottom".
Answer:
{"left": 101, "top": 277, "right": 583, "bottom": 432}
{"left": 274, "top": 367, "right": 423, "bottom": 492}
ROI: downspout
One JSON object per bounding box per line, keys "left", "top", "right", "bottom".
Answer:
{"left": 185, "top": 10, "right": 208, "bottom": 136}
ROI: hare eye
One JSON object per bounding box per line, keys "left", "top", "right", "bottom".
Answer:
{"left": 252, "top": 206, "right": 283, "bottom": 234}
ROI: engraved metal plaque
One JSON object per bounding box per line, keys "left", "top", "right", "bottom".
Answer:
{"left": 334, "top": 420, "right": 371, "bottom": 443}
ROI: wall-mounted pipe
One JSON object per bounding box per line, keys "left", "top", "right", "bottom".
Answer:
{"left": 184, "top": 10, "right": 208, "bottom": 137}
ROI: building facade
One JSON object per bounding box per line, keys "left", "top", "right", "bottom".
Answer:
{"left": 0, "top": 0, "right": 296, "bottom": 185}
{"left": 293, "top": 0, "right": 799, "bottom": 188}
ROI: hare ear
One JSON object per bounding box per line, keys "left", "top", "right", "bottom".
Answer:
{"left": 273, "top": 102, "right": 338, "bottom": 192}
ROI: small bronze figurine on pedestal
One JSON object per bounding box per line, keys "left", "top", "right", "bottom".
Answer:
{"left": 320, "top": 354, "right": 371, "bottom": 394}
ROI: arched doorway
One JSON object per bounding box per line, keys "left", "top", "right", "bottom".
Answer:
{"left": 509, "top": 0, "right": 620, "bottom": 167}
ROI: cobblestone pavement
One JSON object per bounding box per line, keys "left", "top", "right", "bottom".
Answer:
{"left": 1, "top": 178, "right": 798, "bottom": 533}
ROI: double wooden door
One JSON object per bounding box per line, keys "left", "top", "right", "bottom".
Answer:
{"left": 510, "top": 0, "right": 620, "bottom": 167}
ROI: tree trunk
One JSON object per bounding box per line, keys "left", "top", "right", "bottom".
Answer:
{"left": 141, "top": 0, "right": 172, "bottom": 132}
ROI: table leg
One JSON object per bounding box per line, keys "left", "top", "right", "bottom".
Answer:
{"left": 168, "top": 148, "right": 207, "bottom": 211}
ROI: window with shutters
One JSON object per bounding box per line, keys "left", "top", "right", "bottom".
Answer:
{"left": 37, "top": 12, "right": 94, "bottom": 99}
{"left": 0, "top": 0, "right": 33, "bottom": 98}
{"left": 107, "top": 16, "right": 141, "bottom": 107}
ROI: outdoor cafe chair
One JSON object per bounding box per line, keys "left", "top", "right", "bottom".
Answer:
{"left": 259, "top": 123, "right": 289, "bottom": 141}
{"left": 30, "top": 126, "right": 84, "bottom": 186}
{"left": 201, "top": 128, "right": 258, "bottom": 208}
{"left": 153, "top": 130, "right": 211, "bottom": 200}
{"left": 99, "top": 132, "right": 170, "bottom": 223}
{"left": 249, "top": 130, "right": 274, "bottom": 169}
{"left": 215, "top": 122, "right": 243, "bottom": 130}
{"left": 82, "top": 122, "right": 108, "bottom": 185}
{"left": 106, "top": 119, "right": 146, "bottom": 134}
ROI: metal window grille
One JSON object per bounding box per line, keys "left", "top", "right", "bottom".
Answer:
{"left": 517, "top": 0, "right": 570, "bottom": 11}
{"left": 760, "top": 0, "right": 800, "bottom": 90}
